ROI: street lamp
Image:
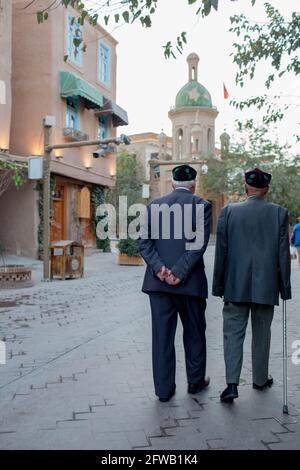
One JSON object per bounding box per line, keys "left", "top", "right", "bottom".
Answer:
{"left": 92, "top": 144, "right": 116, "bottom": 158}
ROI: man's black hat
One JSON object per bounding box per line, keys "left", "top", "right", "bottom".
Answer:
{"left": 172, "top": 164, "right": 197, "bottom": 182}
{"left": 245, "top": 167, "right": 272, "bottom": 188}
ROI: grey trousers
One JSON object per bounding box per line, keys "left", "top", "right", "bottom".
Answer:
{"left": 223, "top": 302, "right": 274, "bottom": 386}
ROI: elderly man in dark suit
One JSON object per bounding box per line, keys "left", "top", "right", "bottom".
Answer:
{"left": 139, "top": 165, "right": 211, "bottom": 402}
{"left": 213, "top": 168, "right": 291, "bottom": 403}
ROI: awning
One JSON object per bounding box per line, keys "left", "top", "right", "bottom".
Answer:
{"left": 60, "top": 71, "right": 104, "bottom": 109}
{"left": 95, "top": 98, "right": 129, "bottom": 127}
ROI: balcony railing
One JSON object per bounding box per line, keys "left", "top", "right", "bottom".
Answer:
{"left": 63, "top": 127, "right": 89, "bottom": 142}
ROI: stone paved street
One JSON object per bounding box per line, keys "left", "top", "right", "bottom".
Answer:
{"left": 0, "top": 246, "right": 299, "bottom": 450}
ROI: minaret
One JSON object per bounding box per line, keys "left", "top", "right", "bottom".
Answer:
{"left": 169, "top": 52, "right": 218, "bottom": 161}
{"left": 220, "top": 131, "right": 230, "bottom": 158}
{"left": 158, "top": 130, "right": 167, "bottom": 160}
{"left": 187, "top": 53, "right": 199, "bottom": 82}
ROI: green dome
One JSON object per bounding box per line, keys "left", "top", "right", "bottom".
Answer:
{"left": 175, "top": 81, "right": 212, "bottom": 108}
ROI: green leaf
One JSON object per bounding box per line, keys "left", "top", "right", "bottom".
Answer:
{"left": 64, "top": 54, "right": 69, "bottom": 62}
{"left": 142, "top": 16, "right": 152, "bottom": 27}
{"left": 104, "top": 15, "right": 110, "bottom": 25}
{"left": 90, "top": 14, "right": 98, "bottom": 26}
{"left": 202, "top": 1, "right": 212, "bottom": 17}
{"left": 80, "top": 10, "right": 88, "bottom": 26}
{"left": 122, "top": 11, "right": 130, "bottom": 23}
{"left": 73, "top": 38, "right": 82, "bottom": 47}
{"left": 211, "top": 0, "right": 219, "bottom": 11}
{"left": 37, "top": 11, "right": 44, "bottom": 24}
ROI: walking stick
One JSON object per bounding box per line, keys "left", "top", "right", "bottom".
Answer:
{"left": 282, "top": 300, "right": 289, "bottom": 414}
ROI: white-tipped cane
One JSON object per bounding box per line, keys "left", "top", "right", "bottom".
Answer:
{"left": 282, "top": 300, "right": 289, "bottom": 414}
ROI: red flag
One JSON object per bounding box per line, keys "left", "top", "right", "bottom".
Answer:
{"left": 223, "top": 83, "right": 229, "bottom": 99}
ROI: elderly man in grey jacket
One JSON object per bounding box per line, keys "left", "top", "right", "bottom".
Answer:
{"left": 212, "top": 168, "right": 291, "bottom": 403}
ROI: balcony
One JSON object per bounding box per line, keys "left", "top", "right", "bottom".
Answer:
{"left": 63, "top": 127, "right": 89, "bottom": 142}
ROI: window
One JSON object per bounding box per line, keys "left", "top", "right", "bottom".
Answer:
{"left": 66, "top": 97, "right": 80, "bottom": 130}
{"left": 178, "top": 128, "right": 183, "bottom": 160}
{"left": 98, "top": 115, "right": 109, "bottom": 140}
{"left": 207, "top": 128, "right": 212, "bottom": 152}
{"left": 98, "top": 42, "right": 110, "bottom": 85}
{"left": 67, "top": 14, "right": 82, "bottom": 66}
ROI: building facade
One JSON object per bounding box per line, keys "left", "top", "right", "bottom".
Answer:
{"left": 0, "top": 0, "right": 128, "bottom": 257}
{"left": 127, "top": 132, "right": 172, "bottom": 181}
{"left": 0, "top": 0, "right": 12, "bottom": 152}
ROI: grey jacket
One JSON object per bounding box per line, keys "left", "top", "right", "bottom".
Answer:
{"left": 212, "top": 196, "right": 291, "bottom": 305}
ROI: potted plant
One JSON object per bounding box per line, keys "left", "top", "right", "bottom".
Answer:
{"left": 117, "top": 238, "right": 144, "bottom": 266}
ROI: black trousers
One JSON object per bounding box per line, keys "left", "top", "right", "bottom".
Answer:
{"left": 149, "top": 293, "right": 207, "bottom": 398}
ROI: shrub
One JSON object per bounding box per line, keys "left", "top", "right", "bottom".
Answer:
{"left": 117, "top": 238, "right": 140, "bottom": 257}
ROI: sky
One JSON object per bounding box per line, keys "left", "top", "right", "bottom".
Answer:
{"left": 87, "top": 0, "right": 300, "bottom": 152}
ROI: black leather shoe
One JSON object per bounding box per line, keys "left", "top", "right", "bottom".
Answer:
{"left": 188, "top": 377, "right": 210, "bottom": 394}
{"left": 159, "top": 388, "right": 176, "bottom": 402}
{"left": 253, "top": 375, "right": 273, "bottom": 390}
{"left": 220, "top": 383, "right": 238, "bottom": 403}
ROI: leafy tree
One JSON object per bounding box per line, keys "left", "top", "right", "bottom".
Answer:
{"left": 33, "top": 0, "right": 239, "bottom": 58}
{"left": 0, "top": 160, "right": 26, "bottom": 198}
{"left": 91, "top": 184, "right": 111, "bottom": 252}
{"left": 203, "top": 126, "right": 300, "bottom": 223}
{"left": 108, "top": 148, "right": 144, "bottom": 210}
{"left": 33, "top": 0, "right": 299, "bottom": 127}
{"left": 230, "top": 3, "right": 300, "bottom": 129}
{"left": 107, "top": 149, "right": 144, "bottom": 244}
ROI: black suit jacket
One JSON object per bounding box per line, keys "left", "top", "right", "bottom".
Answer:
{"left": 139, "top": 188, "right": 211, "bottom": 297}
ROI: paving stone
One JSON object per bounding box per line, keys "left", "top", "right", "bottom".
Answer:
{"left": 0, "top": 248, "right": 299, "bottom": 449}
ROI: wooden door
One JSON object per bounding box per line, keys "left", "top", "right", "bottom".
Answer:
{"left": 51, "top": 184, "right": 66, "bottom": 242}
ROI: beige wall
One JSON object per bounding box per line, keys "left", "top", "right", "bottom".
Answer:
{"left": 10, "top": 1, "right": 52, "bottom": 157}
{"left": 128, "top": 133, "right": 172, "bottom": 181}
{"left": 128, "top": 140, "right": 160, "bottom": 180}
{"left": 0, "top": 0, "right": 12, "bottom": 151}
{"left": 10, "top": 1, "right": 118, "bottom": 185}
{"left": 0, "top": 180, "right": 38, "bottom": 258}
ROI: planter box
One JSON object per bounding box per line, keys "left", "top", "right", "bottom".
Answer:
{"left": 0, "top": 265, "right": 33, "bottom": 289}
{"left": 118, "top": 254, "right": 144, "bottom": 266}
